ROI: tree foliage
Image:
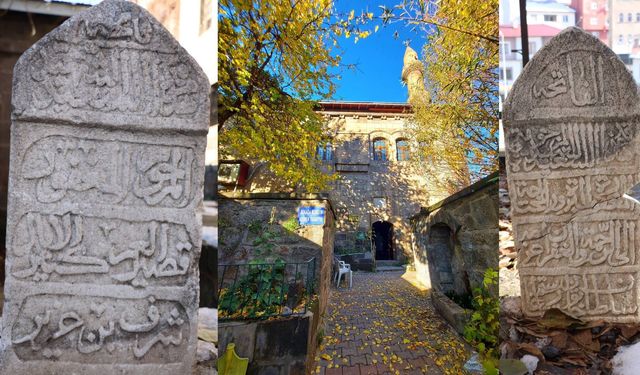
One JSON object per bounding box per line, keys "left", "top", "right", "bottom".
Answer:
{"left": 464, "top": 268, "right": 500, "bottom": 372}
{"left": 218, "top": 0, "right": 498, "bottom": 191}
{"left": 382, "top": 0, "right": 499, "bottom": 187}
{"left": 218, "top": 0, "right": 371, "bottom": 191}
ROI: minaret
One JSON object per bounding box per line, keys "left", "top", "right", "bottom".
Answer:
{"left": 401, "top": 46, "right": 428, "bottom": 103}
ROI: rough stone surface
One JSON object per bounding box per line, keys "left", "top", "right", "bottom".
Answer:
{"left": 430, "top": 289, "right": 471, "bottom": 335}
{"left": 219, "top": 194, "right": 335, "bottom": 320}
{"left": 0, "top": 1, "right": 209, "bottom": 373}
{"left": 0, "top": 9, "right": 69, "bottom": 316}
{"left": 411, "top": 173, "right": 498, "bottom": 296}
{"left": 218, "top": 194, "right": 335, "bottom": 375}
{"left": 218, "top": 314, "right": 312, "bottom": 375}
{"left": 499, "top": 161, "right": 520, "bottom": 297}
{"left": 503, "top": 27, "right": 640, "bottom": 322}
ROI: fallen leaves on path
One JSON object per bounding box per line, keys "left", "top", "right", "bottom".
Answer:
{"left": 501, "top": 298, "right": 640, "bottom": 374}
{"left": 314, "top": 271, "right": 472, "bottom": 374}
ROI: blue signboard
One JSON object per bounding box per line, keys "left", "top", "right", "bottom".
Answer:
{"left": 298, "top": 206, "right": 326, "bottom": 226}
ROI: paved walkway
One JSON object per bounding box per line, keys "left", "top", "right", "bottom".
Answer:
{"left": 313, "top": 271, "right": 471, "bottom": 375}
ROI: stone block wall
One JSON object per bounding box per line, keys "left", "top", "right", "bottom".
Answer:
{"left": 218, "top": 193, "right": 335, "bottom": 374}
{"left": 218, "top": 312, "right": 314, "bottom": 375}
{"left": 218, "top": 193, "right": 335, "bottom": 316}
{"left": 222, "top": 106, "right": 462, "bottom": 269}
{"left": 339, "top": 252, "right": 375, "bottom": 272}
{"left": 411, "top": 172, "right": 499, "bottom": 296}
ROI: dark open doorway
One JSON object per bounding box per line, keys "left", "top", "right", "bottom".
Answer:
{"left": 372, "top": 221, "right": 393, "bottom": 260}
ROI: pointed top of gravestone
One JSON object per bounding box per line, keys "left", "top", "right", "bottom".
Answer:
{"left": 504, "top": 27, "right": 639, "bottom": 123}
{"left": 11, "top": 0, "right": 210, "bottom": 133}
{"left": 2, "top": 2, "right": 207, "bottom": 372}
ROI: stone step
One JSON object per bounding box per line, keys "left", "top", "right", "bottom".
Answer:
{"left": 376, "top": 264, "right": 406, "bottom": 272}
{"left": 376, "top": 260, "right": 402, "bottom": 266}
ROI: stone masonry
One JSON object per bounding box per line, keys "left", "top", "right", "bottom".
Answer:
{"left": 218, "top": 193, "right": 336, "bottom": 374}
{"left": 504, "top": 27, "right": 640, "bottom": 322}
{"left": 0, "top": 1, "right": 210, "bottom": 373}
{"left": 411, "top": 173, "right": 498, "bottom": 295}
{"left": 218, "top": 193, "right": 335, "bottom": 324}
{"left": 221, "top": 47, "right": 459, "bottom": 267}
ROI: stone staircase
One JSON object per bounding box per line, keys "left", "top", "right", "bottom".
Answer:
{"left": 375, "top": 260, "right": 406, "bottom": 272}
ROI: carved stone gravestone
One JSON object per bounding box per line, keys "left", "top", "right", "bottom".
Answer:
{"left": 0, "top": 1, "right": 209, "bottom": 373}
{"left": 504, "top": 27, "right": 640, "bottom": 322}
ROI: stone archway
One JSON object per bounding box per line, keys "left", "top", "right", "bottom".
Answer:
{"left": 426, "top": 224, "right": 455, "bottom": 293}
{"left": 372, "top": 221, "right": 393, "bottom": 260}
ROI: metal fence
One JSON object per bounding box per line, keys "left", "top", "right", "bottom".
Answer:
{"left": 217, "top": 258, "right": 316, "bottom": 320}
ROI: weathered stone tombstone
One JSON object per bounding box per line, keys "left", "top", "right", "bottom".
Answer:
{"left": 504, "top": 27, "right": 640, "bottom": 322}
{"left": 0, "top": 1, "right": 209, "bottom": 373}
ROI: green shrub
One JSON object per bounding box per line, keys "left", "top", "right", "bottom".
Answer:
{"left": 219, "top": 220, "right": 314, "bottom": 319}
{"left": 248, "top": 220, "right": 263, "bottom": 234}
{"left": 218, "top": 258, "right": 293, "bottom": 319}
{"left": 282, "top": 215, "right": 301, "bottom": 232}
{"left": 316, "top": 327, "right": 325, "bottom": 346}
{"left": 463, "top": 268, "right": 499, "bottom": 373}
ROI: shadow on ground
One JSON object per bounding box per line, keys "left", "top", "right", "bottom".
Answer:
{"left": 313, "top": 270, "right": 472, "bottom": 375}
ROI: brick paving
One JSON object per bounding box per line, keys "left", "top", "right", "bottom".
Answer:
{"left": 313, "top": 271, "right": 472, "bottom": 375}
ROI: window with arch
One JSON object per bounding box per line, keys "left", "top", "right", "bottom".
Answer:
{"left": 372, "top": 138, "right": 388, "bottom": 161}
{"left": 396, "top": 139, "right": 410, "bottom": 161}
{"left": 316, "top": 141, "right": 333, "bottom": 161}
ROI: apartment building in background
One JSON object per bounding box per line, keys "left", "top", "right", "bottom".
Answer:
{"left": 499, "top": 0, "right": 575, "bottom": 100}
{"left": 571, "top": 0, "right": 609, "bottom": 45}
{"left": 610, "top": 0, "right": 640, "bottom": 54}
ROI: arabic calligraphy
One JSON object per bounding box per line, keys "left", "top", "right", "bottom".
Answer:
{"left": 11, "top": 295, "right": 188, "bottom": 363}
{"left": 21, "top": 135, "right": 194, "bottom": 207}
{"left": 533, "top": 68, "right": 568, "bottom": 99}
{"left": 75, "top": 12, "right": 154, "bottom": 45}
{"left": 532, "top": 54, "right": 605, "bottom": 106}
{"left": 512, "top": 174, "right": 638, "bottom": 215}
{"left": 10, "top": 4, "right": 208, "bottom": 121}
{"left": 521, "top": 273, "right": 637, "bottom": 318}
{"left": 518, "top": 219, "right": 638, "bottom": 268}
{"left": 507, "top": 122, "right": 636, "bottom": 173}
{"left": 9, "top": 212, "right": 193, "bottom": 286}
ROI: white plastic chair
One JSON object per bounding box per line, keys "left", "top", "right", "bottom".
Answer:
{"left": 334, "top": 257, "right": 352, "bottom": 288}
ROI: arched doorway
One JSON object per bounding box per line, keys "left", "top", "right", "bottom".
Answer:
{"left": 372, "top": 221, "right": 393, "bottom": 260}
{"left": 427, "top": 224, "right": 455, "bottom": 293}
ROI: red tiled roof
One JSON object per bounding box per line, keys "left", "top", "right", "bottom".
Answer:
{"left": 317, "top": 101, "right": 411, "bottom": 113}
{"left": 500, "top": 24, "right": 563, "bottom": 38}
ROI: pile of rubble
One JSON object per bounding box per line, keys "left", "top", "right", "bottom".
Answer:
{"left": 500, "top": 298, "right": 640, "bottom": 374}
{"left": 194, "top": 307, "right": 218, "bottom": 375}
{"left": 499, "top": 175, "right": 519, "bottom": 297}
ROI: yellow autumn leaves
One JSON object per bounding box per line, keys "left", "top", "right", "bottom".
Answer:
{"left": 411, "top": 0, "right": 499, "bottom": 185}
{"left": 313, "top": 272, "right": 470, "bottom": 375}
{"left": 218, "top": 0, "right": 341, "bottom": 191}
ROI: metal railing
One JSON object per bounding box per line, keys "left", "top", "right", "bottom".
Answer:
{"left": 217, "top": 258, "right": 316, "bottom": 321}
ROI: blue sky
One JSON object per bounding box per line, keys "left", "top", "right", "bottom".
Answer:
{"left": 330, "top": 1, "right": 430, "bottom": 103}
